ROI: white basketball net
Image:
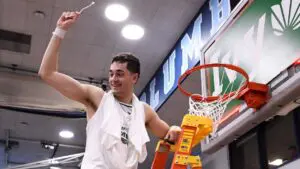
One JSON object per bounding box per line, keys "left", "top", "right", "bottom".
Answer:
{"left": 188, "top": 71, "right": 247, "bottom": 137}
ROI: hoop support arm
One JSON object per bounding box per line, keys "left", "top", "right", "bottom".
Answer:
{"left": 238, "top": 82, "right": 269, "bottom": 109}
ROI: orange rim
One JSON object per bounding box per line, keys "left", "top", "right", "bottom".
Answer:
{"left": 178, "top": 63, "right": 249, "bottom": 102}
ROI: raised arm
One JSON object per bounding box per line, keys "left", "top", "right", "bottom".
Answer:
{"left": 38, "top": 11, "right": 104, "bottom": 119}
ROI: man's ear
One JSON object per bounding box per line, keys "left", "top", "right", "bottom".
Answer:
{"left": 132, "top": 73, "right": 139, "bottom": 84}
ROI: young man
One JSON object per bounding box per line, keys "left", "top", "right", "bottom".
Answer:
{"left": 39, "top": 11, "right": 181, "bottom": 169}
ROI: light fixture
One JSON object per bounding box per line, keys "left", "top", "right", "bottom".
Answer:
{"left": 41, "top": 141, "right": 58, "bottom": 150}
{"left": 121, "top": 24, "right": 145, "bottom": 40}
{"left": 269, "top": 159, "right": 283, "bottom": 166}
{"left": 50, "top": 167, "right": 61, "bottom": 169}
{"left": 44, "top": 144, "right": 55, "bottom": 150}
{"left": 33, "top": 10, "right": 46, "bottom": 19}
{"left": 295, "top": 98, "right": 300, "bottom": 104}
{"left": 20, "top": 121, "right": 29, "bottom": 126}
{"left": 59, "top": 130, "right": 74, "bottom": 139}
{"left": 105, "top": 4, "right": 129, "bottom": 22}
{"left": 50, "top": 160, "right": 59, "bottom": 165}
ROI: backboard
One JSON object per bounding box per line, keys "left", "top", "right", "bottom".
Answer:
{"left": 201, "top": 0, "right": 300, "bottom": 150}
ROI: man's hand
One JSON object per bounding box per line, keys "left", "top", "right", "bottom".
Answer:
{"left": 164, "top": 126, "right": 182, "bottom": 144}
{"left": 57, "top": 11, "right": 80, "bottom": 31}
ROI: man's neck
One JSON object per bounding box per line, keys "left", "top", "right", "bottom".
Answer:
{"left": 114, "top": 93, "right": 133, "bottom": 104}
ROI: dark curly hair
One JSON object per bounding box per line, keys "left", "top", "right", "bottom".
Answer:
{"left": 112, "top": 53, "right": 140, "bottom": 78}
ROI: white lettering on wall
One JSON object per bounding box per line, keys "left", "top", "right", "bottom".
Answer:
{"left": 181, "top": 14, "right": 203, "bottom": 74}
{"left": 163, "top": 51, "right": 176, "bottom": 94}
{"left": 150, "top": 78, "right": 159, "bottom": 108}
{"left": 210, "top": 0, "right": 231, "bottom": 35}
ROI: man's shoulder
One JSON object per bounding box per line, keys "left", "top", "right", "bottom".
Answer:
{"left": 85, "top": 84, "right": 104, "bottom": 92}
{"left": 141, "top": 102, "right": 152, "bottom": 111}
{"left": 140, "top": 102, "right": 157, "bottom": 123}
{"left": 85, "top": 85, "right": 105, "bottom": 107}
{"left": 84, "top": 86, "right": 106, "bottom": 120}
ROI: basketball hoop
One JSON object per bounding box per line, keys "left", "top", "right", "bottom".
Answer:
{"left": 152, "top": 63, "right": 268, "bottom": 169}
{"left": 178, "top": 63, "right": 250, "bottom": 136}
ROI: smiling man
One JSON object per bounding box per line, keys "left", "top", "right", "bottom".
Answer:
{"left": 38, "top": 11, "right": 181, "bottom": 169}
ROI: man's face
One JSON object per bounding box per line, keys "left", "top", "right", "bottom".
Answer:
{"left": 109, "top": 62, "right": 138, "bottom": 95}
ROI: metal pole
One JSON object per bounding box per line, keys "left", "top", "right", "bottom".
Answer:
{"left": 4, "top": 130, "right": 10, "bottom": 167}
{"left": 9, "top": 137, "right": 85, "bottom": 149}
{"left": 5, "top": 153, "right": 84, "bottom": 169}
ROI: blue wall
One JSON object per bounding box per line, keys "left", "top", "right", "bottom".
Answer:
{"left": 139, "top": 0, "right": 242, "bottom": 110}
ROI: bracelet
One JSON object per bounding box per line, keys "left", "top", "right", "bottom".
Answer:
{"left": 52, "top": 27, "right": 67, "bottom": 39}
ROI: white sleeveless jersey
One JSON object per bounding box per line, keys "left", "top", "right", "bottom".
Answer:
{"left": 81, "top": 92, "right": 149, "bottom": 169}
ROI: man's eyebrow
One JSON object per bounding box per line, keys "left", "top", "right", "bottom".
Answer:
{"left": 109, "top": 69, "right": 125, "bottom": 73}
